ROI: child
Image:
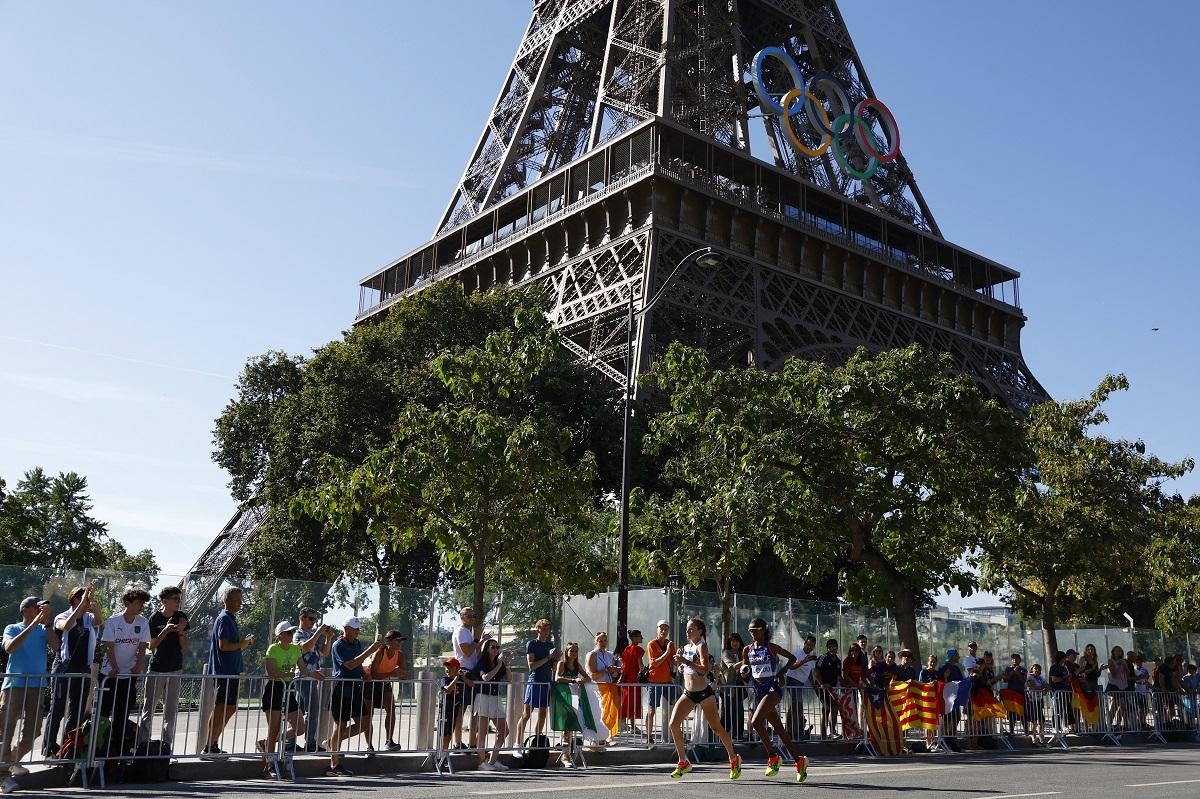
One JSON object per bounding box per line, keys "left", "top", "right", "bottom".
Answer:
{"left": 437, "top": 658, "right": 467, "bottom": 769}
{"left": 1025, "top": 663, "right": 1047, "bottom": 745}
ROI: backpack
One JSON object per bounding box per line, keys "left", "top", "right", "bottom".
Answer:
{"left": 520, "top": 735, "right": 551, "bottom": 768}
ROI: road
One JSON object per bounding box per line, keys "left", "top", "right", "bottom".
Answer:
{"left": 64, "top": 747, "right": 1200, "bottom": 799}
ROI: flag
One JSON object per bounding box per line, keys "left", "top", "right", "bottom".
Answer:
{"left": 551, "top": 682, "right": 611, "bottom": 743}
{"left": 595, "top": 682, "right": 620, "bottom": 740}
{"left": 999, "top": 688, "right": 1025, "bottom": 717}
{"left": 1070, "top": 676, "right": 1099, "bottom": 726}
{"left": 865, "top": 686, "right": 903, "bottom": 756}
{"left": 942, "top": 677, "right": 972, "bottom": 716}
{"left": 829, "top": 685, "right": 861, "bottom": 739}
{"left": 889, "top": 680, "right": 939, "bottom": 731}
{"left": 970, "top": 688, "right": 1008, "bottom": 721}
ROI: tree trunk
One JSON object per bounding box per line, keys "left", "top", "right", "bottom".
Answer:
{"left": 718, "top": 579, "right": 733, "bottom": 644}
{"left": 1041, "top": 600, "right": 1059, "bottom": 667}
{"left": 377, "top": 580, "right": 391, "bottom": 638}
{"left": 891, "top": 584, "right": 922, "bottom": 665}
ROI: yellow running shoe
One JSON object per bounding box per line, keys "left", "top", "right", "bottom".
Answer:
{"left": 671, "top": 761, "right": 692, "bottom": 779}
{"left": 765, "top": 755, "right": 781, "bottom": 777}
{"left": 795, "top": 755, "right": 808, "bottom": 783}
{"left": 729, "top": 755, "right": 742, "bottom": 780}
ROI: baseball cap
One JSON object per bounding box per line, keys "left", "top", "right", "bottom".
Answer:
{"left": 444, "top": 657, "right": 461, "bottom": 669}
{"left": 656, "top": 619, "right": 669, "bottom": 628}
{"left": 345, "top": 617, "right": 363, "bottom": 629}
{"left": 946, "top": 648, "right": 958, "bottom": 659}
{"left": 384, "top": 630, "right": 407, "bottom": 642}
{"left": 1065, "top": 648, "right": 1079, "bottom": 657}
{"left": 275, "top": 620, "right": 297, "bottom": 635}
{"left": 19, "top": 596, "right": 41, "bottom": 611}
{"left": 967, "top": 641, "right": 978, "bottom": 647}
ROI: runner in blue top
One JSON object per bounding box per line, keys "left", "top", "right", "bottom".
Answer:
{"left": 667, "top": 618, "right": 741, "bottom": 781}
{"left": 736, "top": 618, "right": 808, "bottom": 783}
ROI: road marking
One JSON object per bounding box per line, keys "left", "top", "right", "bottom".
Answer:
{"left": 1125, "top": 779, "right": 1200, "bottom": 788}
{"left": 965, "top": 793, "right": 1061, "bottom": 799}
{"left": 466, "top": 764, "right": 964, "bottom": 794}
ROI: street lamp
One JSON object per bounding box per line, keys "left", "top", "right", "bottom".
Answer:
{"left": 614, "top": 247, "right": 725, "bottom": 654}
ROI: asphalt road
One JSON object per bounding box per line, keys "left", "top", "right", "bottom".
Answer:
{"left": 63, "top": 747, "right": 1200, "bottom": 799}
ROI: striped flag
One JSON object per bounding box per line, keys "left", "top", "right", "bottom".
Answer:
{"left": 889, "top": 680, "right": 939, "bottom": 731}
{"left": 970, "top": 688, "right": 1008, "bottom": 721}
{"left": 999, "top": 688, "right": 1025, "bottom": 717}
{"left": 865, "top": 686, "right": 903, "bottom": 756}
{"left": 1070, "top": 676, "right": 1099, "bottom": 726}
{"left": 595, "top": 682, "right": 620, "bottom": 739}
{"left": 829, "top": 685, "right": 861, "bottom": 739}
{"left": 551, "top": 682, "right": 611, "bottom": 743}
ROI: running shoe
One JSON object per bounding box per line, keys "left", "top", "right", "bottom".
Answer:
{"left": 1, "top": 777, "right": 17, "bottom": 795}
{"left": 7, "top": 767, "right": 27, "bottom": 777}
{"left": 325, "top": 764, "right": 353, "bottom": 777}
{"left": 670, "top": 760, "right": 693, "bottom": 779}
{"left": 729, "top": 755, "right": 742, "bottom": 779}
{"left": 795, "top": 756, "right": 808, "bottom": 783}
{"left": 765, "top": 755, "right": 781, "bottom": 777}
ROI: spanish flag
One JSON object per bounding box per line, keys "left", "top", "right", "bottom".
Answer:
{"left": 999, "top": 688, "right": 1025, "bottom": 717}
{"left": 1071, "top": 676, "right": 1099, "bottom": 726}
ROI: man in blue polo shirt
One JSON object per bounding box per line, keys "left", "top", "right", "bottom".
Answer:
{"left": 2, "top": 597, "right": 60, "bottom": 793}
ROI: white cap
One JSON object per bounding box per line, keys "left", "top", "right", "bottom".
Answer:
{"left": 275, "top": 620, "right": 296, "bottom": 636}
{"left": 345, "top": 617, "right": 363, "bottom": 630}
{"left": 656, "top": 619, "right": 669, "bottom": 628}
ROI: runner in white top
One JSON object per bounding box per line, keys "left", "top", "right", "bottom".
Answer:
{"left": 668, "top": 618, "right": 741, "bottom": 781}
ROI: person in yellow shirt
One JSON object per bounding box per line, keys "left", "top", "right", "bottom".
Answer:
{"left": 260, "top": 620, "right": 324, "bottom": 778}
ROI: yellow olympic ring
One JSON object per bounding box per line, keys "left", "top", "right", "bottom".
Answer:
{"left": 781, "top": 87, "right": 831, "bottom": 158}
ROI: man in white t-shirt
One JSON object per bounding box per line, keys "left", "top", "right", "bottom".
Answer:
{"left": 786, "top": 634, "right": 818, "bottom": 738}
{"left": 99, "top": 588, "right": 151, "bottom": 752}
{"left": 451, "top": 607, "right": 483, "bottom": 749}
{"left": 963, "top": 641, "right": 979, "bottom": 672}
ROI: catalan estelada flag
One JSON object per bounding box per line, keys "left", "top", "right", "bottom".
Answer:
{"left": 888, "top": 680, "right": 939, "bottom": 730}
{"left": 865, "top": 686, "right": 904, "bottom": 756}
{"left": 999, "top": 688, "right": 1025, "bottom": 717}
{"left": 970, "top": 688, "right": 1008, "bottom": 721}
{"left": 1071, "top": 676, "right": 1099, "bottom": 726}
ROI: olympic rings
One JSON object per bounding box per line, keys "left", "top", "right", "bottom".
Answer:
{"left": 751, "top": 47, "right": 901, "bottom": 180}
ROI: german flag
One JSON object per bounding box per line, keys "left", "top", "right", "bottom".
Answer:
{"left": 1071, "top": 676, "right": 1099, "bottom": 726}
{"left": 889, "top": 680, "right": 939, "bottom": 731}
{"left": 970, "top": 688, "right": 1008, "bottom": 720}
{"left": 999, "top": 688, "right": 1025, "bottom": 717}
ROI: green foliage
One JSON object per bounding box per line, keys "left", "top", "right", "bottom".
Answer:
{"left": 1149, "top": 495, "right": 1200, "bottom": 633}
{"left": 977, "top": 375, "right": 1194, "bottom": 656}
{"left": 297, "top": 292, "right": 607, "bottom": 615}
{"left": 644, "top": 343, "right": 1025, "bottom": 660}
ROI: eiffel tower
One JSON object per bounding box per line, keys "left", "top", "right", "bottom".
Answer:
{"left": 190, "top": 0, "right": 1047, "bottom": 599}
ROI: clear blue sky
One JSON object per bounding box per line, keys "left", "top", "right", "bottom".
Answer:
{"left": 2, "top": 2, "right": 1197, "bottom": 605}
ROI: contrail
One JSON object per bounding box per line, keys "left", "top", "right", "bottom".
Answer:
{"left": 0, "top": 335, "right": 236, "bottom": 382}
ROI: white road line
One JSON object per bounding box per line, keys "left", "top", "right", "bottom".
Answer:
{"left": 466, "top": 764, "right": 965, "bottom": 795}
{"left": 965, "top": 793, "right": 1061, "bottom": 799}
{"left": 1125, "top": 779, "right": 1200, "bottom": 788}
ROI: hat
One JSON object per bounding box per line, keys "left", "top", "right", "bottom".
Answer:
{"left": 898, "top": 648, "right": 913, "bottom": 655}
{"left": 1065, "top": 648, "right": 1079, "bottom": 657}
{"left": 444, "top": 657, "right": 461, "bottom": 669}
{"left": 275, "top": 620, "right": 297, "bottom": 635}
{"left": 967, "top": 641, "right": 978, "bottom": 648}
{"left": 19, "top": 596, "right": 41, "bottom": 611}
{"left": 384, "top": 630, "right": 407, "bottom": 641}
{"left": 946, "top": 648, "right": 959, "bottom": 659}
{"left": 656, "top": 619, "right": 669, "bottom": 628}
{"left": 345, "top": 617, "right": 363, "bottom": 629}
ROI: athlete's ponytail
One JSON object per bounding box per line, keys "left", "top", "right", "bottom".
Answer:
{"left": 688, "top": 617, "right": 707, "bottom": 639}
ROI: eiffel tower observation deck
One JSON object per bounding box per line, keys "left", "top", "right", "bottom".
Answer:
{"left": 355, "top": 0, "right": 1046, "bottom": 409}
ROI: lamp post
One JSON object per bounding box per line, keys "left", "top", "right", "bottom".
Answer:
{"left": 614, "top": 247, "right": 725, "bottom": 655}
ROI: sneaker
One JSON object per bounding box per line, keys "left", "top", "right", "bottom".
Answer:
{"left": 366, "top": 743, "right": 376, "bottom": 759}
{"left": 795, "top": 756, "right": 808, "bottom": 784}
{"left": 256, "top": 739, "right": 267, "bottom": 753}
{"left": 6, "top": 767, "right": 26, "bottom": 778}
{"left": 386, "top": 741, "right": 404, "bottom": 752}
{"left": 478, "top": 761, "right": 495, "bottom": 771}
{"left": 729, "top": 755, "right": 742, "bottom": 780}
{"left": 305, "top": 741, "right": 327, "bottom": 752}
{"left": 1, "top": 777, "right": 16, "bottom": 795}
{"left": 325, "top": 765, "right": 352, "bottom": 777}
{"left": 491, "top": 760, "right": 509, "bottom": 771}
{"left": 765, "top": 755, "right": 781, "bottom": 777}
{"left": 261, "top": 763, "right": 278, "bottom": 779}
{"left": 559, "top": 754, "right": 574, "bottom": 769}
{"left": 670, "top": 761, "right": 692, "bottom": 779}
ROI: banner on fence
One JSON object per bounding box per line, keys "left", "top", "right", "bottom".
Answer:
{"left": 551, "top": 682, "right": 610, "bottom": 743}
{"left": 888, "top": 680, "right": 939, "bottom": 731}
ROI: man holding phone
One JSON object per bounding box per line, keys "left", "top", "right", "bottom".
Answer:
{"left": 139, "top": 586, "right": 189, "bottom": 748}
{"left": 2, "top": 597, "right": 59, "bottom": 793}
{"left": 42, "top": 583, "right": 103, "bottom": 758}
{"left": 292, "top": 607, "right": 333, "bottom": 752}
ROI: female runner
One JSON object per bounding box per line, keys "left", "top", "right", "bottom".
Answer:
{"left": 668, "top": 618, "right": 741, "bottom": 779}
{"left": 738, "top": 618, "right": 808, "bottom": 782}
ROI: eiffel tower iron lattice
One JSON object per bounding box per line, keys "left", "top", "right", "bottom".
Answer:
{"left": 192, "top": 1, "right": 1048, "bottom": 585}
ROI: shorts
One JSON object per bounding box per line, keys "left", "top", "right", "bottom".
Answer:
{"left": 260, "top": 680, "right": 299, "bottom": 713}
{"left": 366, "top": 681, "right": 392, "bottom": 708}
{"left": 474, "top": 692, "right": 506, "bottom": 719}
{"left": 684, "top": 686, "right": 715, "bottom": 704}
{"left": 524, "top": 682, "right": 550, "bottom": 708}
{"left": 647, "top": 683, "right": 679, "bottom": 709}
{"left": 752, "top": 679, "right": 783, "bottom": 702}
{"left": 331, "top": 683, "right": 366, "bottom": 723}
{"left": 440, "top": 697, "right": 465, "bottom": 736}
{"left": 213, "top": 676, "right": 240, "bottom": 706}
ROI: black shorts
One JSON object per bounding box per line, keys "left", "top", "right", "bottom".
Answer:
{"left": 260, "top": 680, "right": 299, "bottom": 713}
{"left": 213, "top": 676, "right": 240, "bottom": 706}
{"left": 440, "top": 697, "right": 465, "bottom": 736}
{"left": 331, "top": 683, "right": 366, "bottom": 723}
{"left": 366, "top": 681, "right": 392, "bottom": 708}
{"left": 684, "top": 686, "right": 715, "bottom": 704}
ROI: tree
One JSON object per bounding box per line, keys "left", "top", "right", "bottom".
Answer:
{"left": 299, "top": 305, "right": 603, "bottom": 615}
{"left": 645, "top": 344, "right": 1026, "bottom": 662}
{"left": 213, "top": 281, "right": 622, "bottom": 628}
{"left": 1149, "top": 495, "right": 1200, "bottom": 633}
{"left": 977, "top": 376, "right": 1194, "bottom": 663}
